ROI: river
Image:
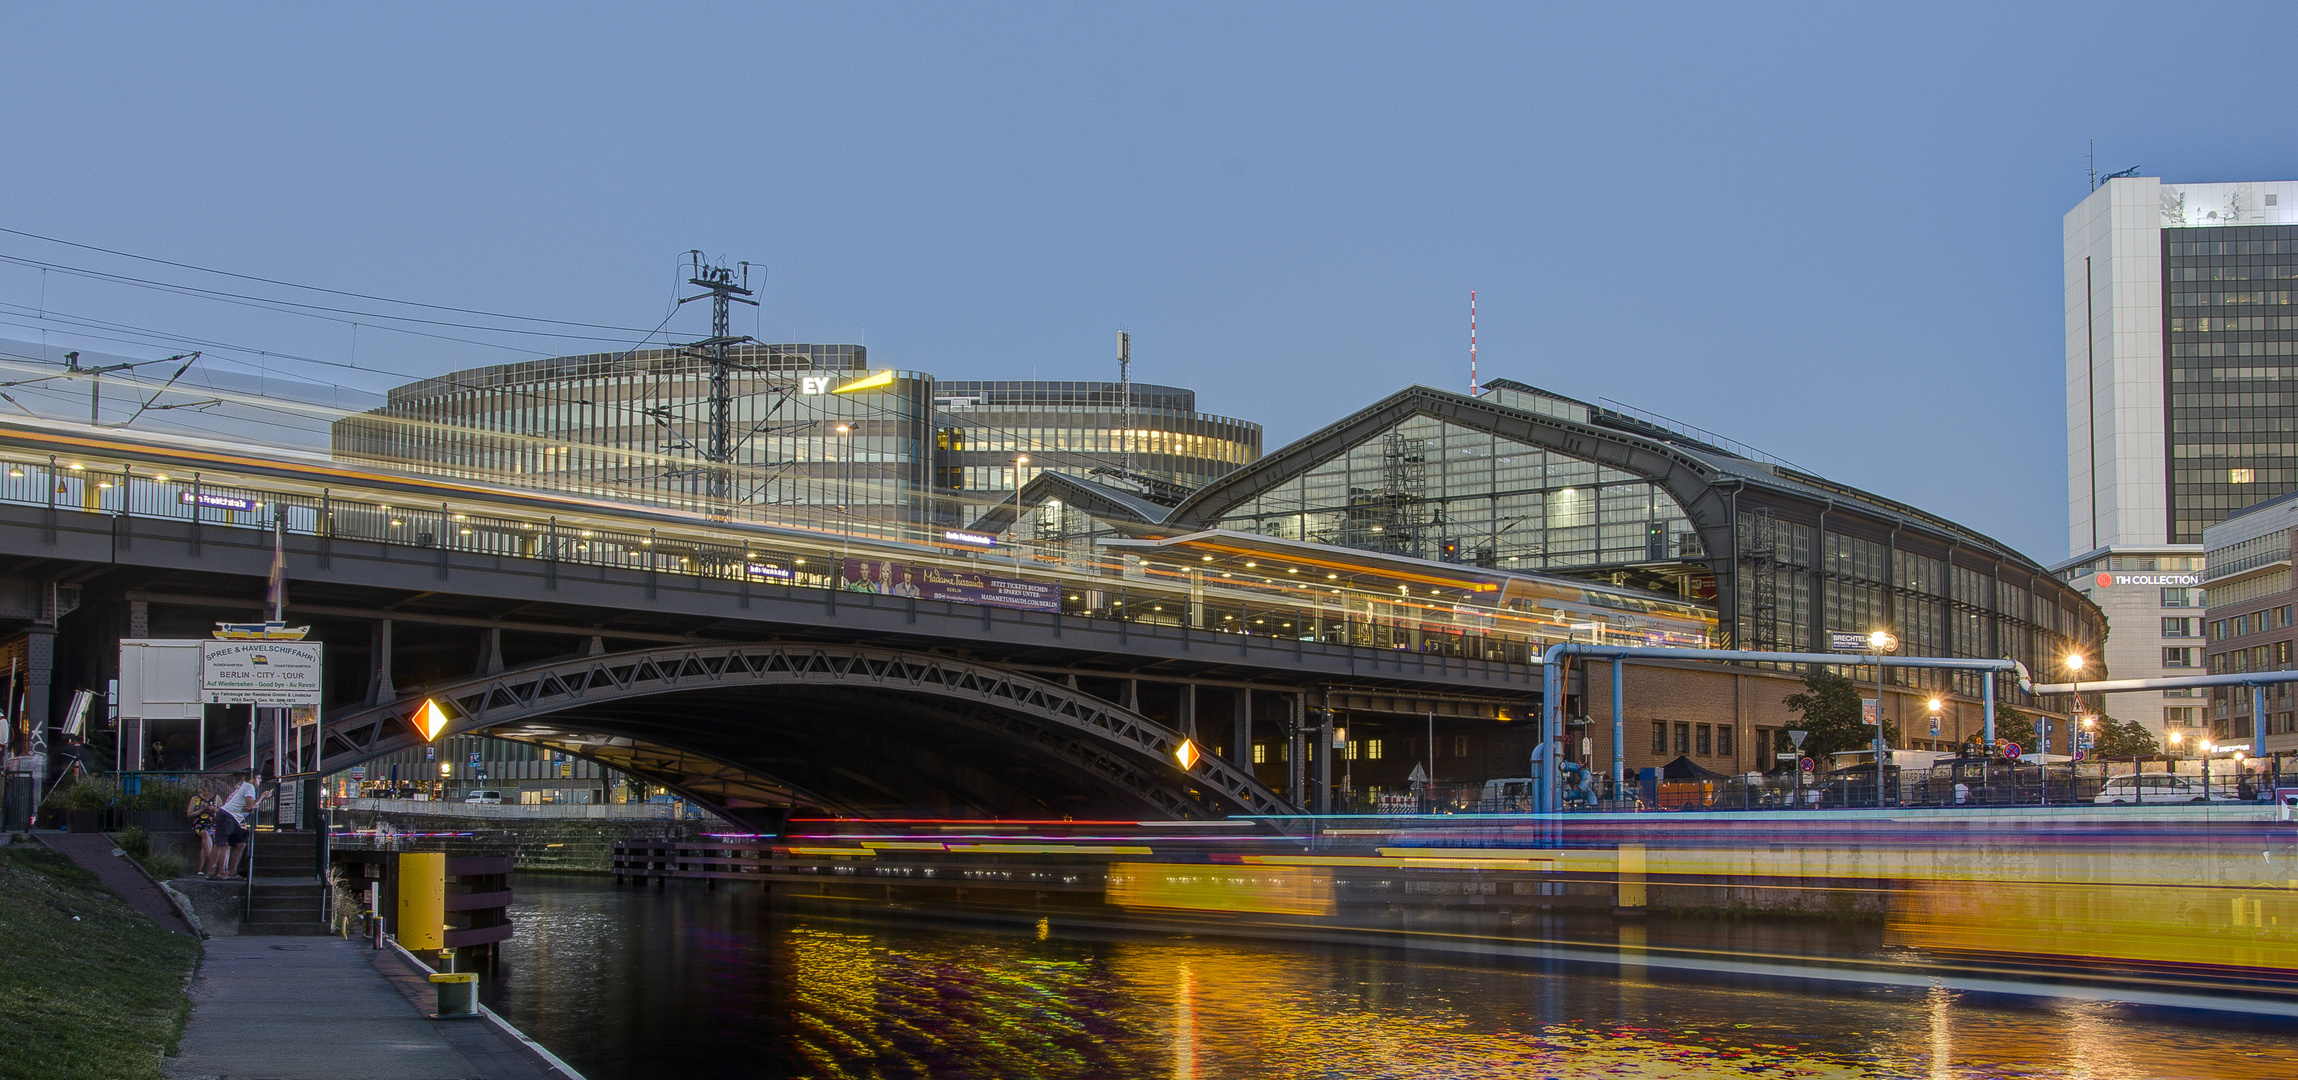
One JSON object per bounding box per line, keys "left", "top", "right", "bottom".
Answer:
{"left": 477, "top": 873, "right": 2295, "bottom": 1079}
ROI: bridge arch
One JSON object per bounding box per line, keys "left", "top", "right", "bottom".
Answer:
{"left": 320, "top": 643, "right": 1295, "bottom": 829}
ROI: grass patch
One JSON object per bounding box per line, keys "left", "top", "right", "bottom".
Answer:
{"left": 0, "top": 845, "right": 201, "bottom": 1080}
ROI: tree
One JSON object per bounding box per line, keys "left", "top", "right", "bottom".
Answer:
{"left": 1988, "top": 704, "right": 2037, "bottom": 753}
{"left": 2089, "top": 714, "right": 2159, "bottom": 758}
{"left": 1782, "top": 669, "right": 1899, "bottom": 758}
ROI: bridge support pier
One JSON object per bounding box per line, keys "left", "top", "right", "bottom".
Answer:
{"left": 367, "top": 620, "right": 394, "bottom": 704}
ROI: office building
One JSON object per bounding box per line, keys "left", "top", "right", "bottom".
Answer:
{"left": 2058, "top": 175, "right": 2298, "bottom": 738}
{"left": 331, "top": 346, "right": 1259, "bottom": 531}
{"left": 2201, "top": 488, "right": 2298, "bottom": 754}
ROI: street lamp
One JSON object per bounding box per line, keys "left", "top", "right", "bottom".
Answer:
{"left": 1868, "top": 629, "right": 1898, "bottom": 808}
{"left": 833, "top": 423, "right": 851, "bottom": 512}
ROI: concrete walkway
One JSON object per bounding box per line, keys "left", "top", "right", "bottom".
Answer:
{"left": 38, "top": 831, "right": 197, "bottom": 936}
{"left": 168, "top": 937, "right": 576, "bottom": 1080}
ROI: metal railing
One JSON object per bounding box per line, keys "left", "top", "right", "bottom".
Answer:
{"left": 0, "top": 455, "right": 1687, "bottom": 666}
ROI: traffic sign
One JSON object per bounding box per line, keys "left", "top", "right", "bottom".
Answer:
{"left": 1799, "top": 757, "right": 1816, "bottom": 773}
{"left": 1775, "top": 751, "right": 1799, "bottom": 761}
{"left": 349, "top": 766, "right": 366, "bottom": 781}
{"left": 1787, "top": 730, "right": 1809, "bottom": 748}
{"left": 2071, "top": 749, "right": 2086, "bottom": 762}
{"left": 1999, "top": 741, "right": 2022, "bottom": 760}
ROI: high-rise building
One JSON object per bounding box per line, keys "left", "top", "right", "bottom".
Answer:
{"left": 2056, "top": 175, "right": 2298, "bottom": 740}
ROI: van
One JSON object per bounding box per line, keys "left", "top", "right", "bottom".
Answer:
{"left": 2092, "top": 775, "right": 2223, "bottom": 804}
{"left": 464, "top": 790, "right": 503, "bottom": 804}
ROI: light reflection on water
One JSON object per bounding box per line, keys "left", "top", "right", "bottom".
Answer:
{"left": 480, "top": 874, "right": 2294, "bottom": 1080}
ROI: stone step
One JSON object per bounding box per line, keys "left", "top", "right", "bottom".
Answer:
{"left": 238, "top": 920, "right": 331, "bottom": 936}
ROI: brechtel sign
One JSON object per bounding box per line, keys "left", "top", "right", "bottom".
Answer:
{"left": 2094, "top": 573, "right": 2203, "bottom": 588}
{"left": 201, "top": 640, "right": 325, "bottom": 706}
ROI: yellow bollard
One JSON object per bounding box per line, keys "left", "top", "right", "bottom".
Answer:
{"left": 1615, "top": 843, "right": 1647, "bottom": 914}
{"left": 429, "top": 972, "right": 478, "bottom": 1018}
{"left": 397, "top": 852, "right": 446, "bottom": 951}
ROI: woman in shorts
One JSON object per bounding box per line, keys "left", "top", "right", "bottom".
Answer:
{"left": 185, "top": 780, "right": 220, "bottom": 878}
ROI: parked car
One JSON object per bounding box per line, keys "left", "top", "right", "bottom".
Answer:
{"left": 464, "top": 789, "right": 503, "bottom": 804}
{"left": 2092, "top": 775, "right": 2228, "bottom": 804}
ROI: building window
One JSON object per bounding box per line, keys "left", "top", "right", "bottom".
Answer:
{"left": 2211, "top": 619, "right": 2228, "bottom": 640}
{"left": 2162, "top": 617, "right": 2193, "bottom": 638}
{"left": 1673, "top": 723, "right": 1691, "bottom": 755}
{"left": 2166, "top": 706, "right": 2199, "bottom": 726}
{"left": 1453, "top": 735, "right": 1469, "bottom": 757}
{"left": 2163, "top": 647, "right": 2195, "bottom": 668}
{"left": 1252, "top": 743, "right": 1267, "bottom": 764}
{"left": 2161, "top": 588, "right": 2190, "bottom": 608}
{"left": 1365, "top": 739, "right": 1384, "bottom": 761}
{"left": 1652, "top": 723, "right": 1667, "bottom": 754}
{"left": 2231, "top": 468, "right": 2255, "bottom": 483}
{"left": 1717, "top": 727, "right": 1734, "bottom": 758}
{"left": 1696, "top": 725, "right": 1712, "bottom": 756}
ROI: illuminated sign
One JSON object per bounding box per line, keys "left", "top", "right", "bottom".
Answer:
{"left": 832, "top": 369, "right": 895, "bottom": 394}
{"left": 745, "top": 562, "right": 794, "bottom": 580}
{"left": 2094, "top": 573, "right": 2202, "bottom": 588}
{"left": 798, "top": 376, "right": 831, "bottom": 395}
{"left": 941, "top": 529, "right": 997, "bottom": 548}
{"left": 180, "top": 491, "right": 259, "bottom": 512}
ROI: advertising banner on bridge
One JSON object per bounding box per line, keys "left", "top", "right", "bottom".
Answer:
{"left": 842, "top": 558, "right": 1060, "bottom": 614}
{"left": 201, "top": 640, "right": 324, "bottom": 705}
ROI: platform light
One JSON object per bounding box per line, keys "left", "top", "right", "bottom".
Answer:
{"left": 413, "top": 698, "right": 451, "bottom": 742}
{"left": 1173, "top": 738, "right": 1200, "bottom": 770}
{"left": 67, "top": 462, "right": 83, "bottom": 471}
{"left": 6, "top": 465, "right": 21, "bottom": 478}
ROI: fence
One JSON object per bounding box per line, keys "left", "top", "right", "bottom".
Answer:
{"left": 1336, "top": 753, "right": 2298, "bottom": 814}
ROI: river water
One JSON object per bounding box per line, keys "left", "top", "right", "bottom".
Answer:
{"left": 478, "top": 874, "right": 2294, "bottom": 1080}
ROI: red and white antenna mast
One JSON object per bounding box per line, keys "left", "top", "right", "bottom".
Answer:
{"left": 1469, "top": 290, "right": 1480, "bottom": 396}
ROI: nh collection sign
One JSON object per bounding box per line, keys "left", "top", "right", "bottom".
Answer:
{"left": 2095, "top": 573, "right": 2202, "bottom": 588}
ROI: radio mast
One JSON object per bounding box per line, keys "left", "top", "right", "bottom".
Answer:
{"left": 677, "top": 252, "right": 757, "bottom": 504}
{"left": 1469, "top": 291, "right": 1479, "bottom": 396}
{"left": 1118, "top": 331, "right": 1133, "bottom": 475}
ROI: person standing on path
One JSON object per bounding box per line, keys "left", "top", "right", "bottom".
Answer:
{"left": 213, "top": 770, "right": 260, "bottom": 878}
{"left": 186, "top": 780, "right": 220, "bottom": 878}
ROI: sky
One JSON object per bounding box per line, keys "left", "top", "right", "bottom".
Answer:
{"left": 2, "top": 2, "right": 2293, "bottom": 563}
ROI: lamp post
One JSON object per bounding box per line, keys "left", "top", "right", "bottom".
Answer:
{"left": 2200, "top": 739, "right": 2215, "bottom": 800}
{"left": 1926, "top": 697, "right": 1943, "bottom": 804}
{"left": 1868, "top": 629, "right": 1898, "bottom": 809}
{"left": 2057, "top": 653, "right": 2086, "bottom": 805}
{"left": 833, "top": 423, "right": 851, "bottom": 513}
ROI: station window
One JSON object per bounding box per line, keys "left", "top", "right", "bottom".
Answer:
{"left": 1366, "top": 739, "right": 1384, "bottom": 761}
{"left": 1717, "top": 727, "right": 1734, "bottom": 758}
{"left": 1651, "top": 722, "right": 1666, "bottom": 754}
{"left": 1696, "top": 725, "right": 1712, "bottom": 756}
{"left": 1452, "top": 735, "right": 1469, "bottom": 757}
{"left": 1674, "top": 723, "right": 1691, "bottom": 756}
{"left": 1252, "top": 743, "right": 1267, "bottom": 764}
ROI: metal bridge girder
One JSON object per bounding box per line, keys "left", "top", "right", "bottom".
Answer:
{"left": 319, "top": 642, "right": 1297, "bottom": 828}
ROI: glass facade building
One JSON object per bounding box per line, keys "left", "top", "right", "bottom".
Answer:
{"left": 2163, "top": 223, "right": 2298, "bottom": 544}
{"left": 331, "top": 348, "right": 1257, "bottom": 534}
{"left": 991, "top": 378, "right": 2105, "bottom": 707}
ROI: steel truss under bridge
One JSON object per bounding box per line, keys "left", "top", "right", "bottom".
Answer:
{"left": 308, "top": 643, "right": 1296, "bottom": 828}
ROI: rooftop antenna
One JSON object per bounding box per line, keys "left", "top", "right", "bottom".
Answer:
{"left": 1118, "top": 331, "right": 1133, "bottom": 475}
{"left": 1468, "top": 291, "right": 1479, "bottom": 396}
{"left": 2088, "top": 139, "right": 2096, "bottom": 191}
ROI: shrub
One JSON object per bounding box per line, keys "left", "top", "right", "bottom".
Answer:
{"left": 146, "top": 854, "right": 188, "bottom": 881}
{"left": 116, "top": 826, "right": 150, "bottom": 862}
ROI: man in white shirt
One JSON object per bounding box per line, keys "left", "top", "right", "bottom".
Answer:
{"left": 210, "top": 771, "right": 260, "bottom": 878}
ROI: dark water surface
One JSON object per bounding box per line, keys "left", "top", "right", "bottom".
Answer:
{"left": 479, "top": 874, "right": 2295, "bottom": 1080}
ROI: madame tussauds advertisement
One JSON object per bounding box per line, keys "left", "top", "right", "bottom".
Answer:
{"left": 842, "top": 558, "right": 1060, "bottom": 613}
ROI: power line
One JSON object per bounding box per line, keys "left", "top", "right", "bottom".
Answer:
{"left": 0, "top": 226, "right": 671, "bottom": 335}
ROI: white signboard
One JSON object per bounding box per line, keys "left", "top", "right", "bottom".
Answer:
{"left": 119, "top": 639, "right": 207, "bottom": 720}
{"left": 1829, "top": 631, "right": 1873, "bottom": 652}
{"left": 201, "top": 640, "right": 324, "bottom": 705}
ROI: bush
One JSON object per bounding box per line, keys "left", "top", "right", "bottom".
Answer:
{"left": 146, "top": 854, "right": 188, "bottom": 881}
{"left": 116, "top": 826, "right": 150, "bottom": 862}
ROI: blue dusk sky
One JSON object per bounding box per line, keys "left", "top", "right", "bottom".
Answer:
{"left": 2, "top": 3, "right": 2292, "bottom": 562}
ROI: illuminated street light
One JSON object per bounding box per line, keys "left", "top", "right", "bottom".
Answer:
{"left": 1867, "top": 630, "right": 1898, "bottom": 807}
